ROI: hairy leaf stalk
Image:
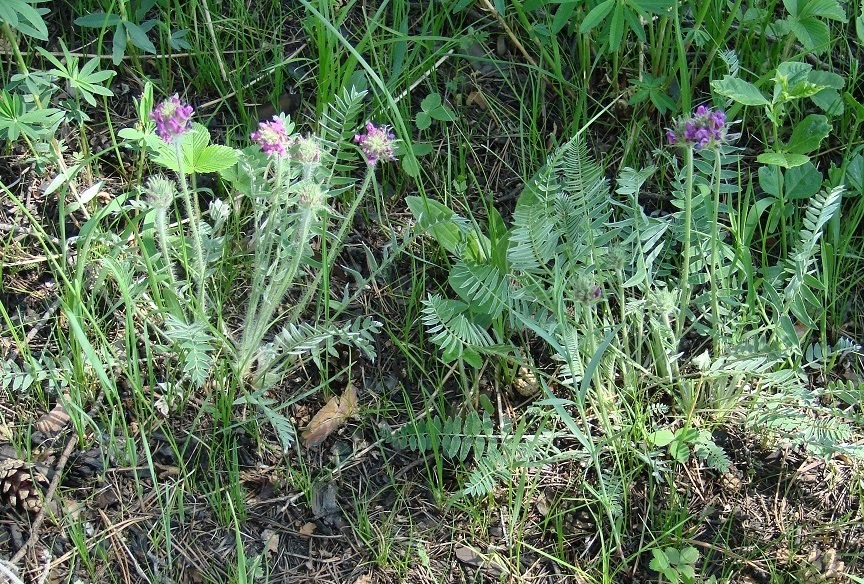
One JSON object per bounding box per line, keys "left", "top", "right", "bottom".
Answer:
{"left": 676, "top": 146, "right": 694, "bottom": 339}
{"left": 173, "top": 140, "right": 207, "bottom": 311}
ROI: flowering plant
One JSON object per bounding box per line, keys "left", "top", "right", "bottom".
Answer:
{"left": 666, "top": 105, "right": 727, "bottom": 150}
{"left": 128, "top": 86, "right": 394, "bottom": 450}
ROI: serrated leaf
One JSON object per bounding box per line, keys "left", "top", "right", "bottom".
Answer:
{"left": 649, "top": 549, "right": 670, "bottom": 571}
{"left": 787, "top": 16, "right": 830, "bottom": 53}
{"left": 808, "top": 70, "right": 844, "bottom": 89}
{"left": 420, "top": 93, "right": 442, "bottom": 111}
{"left": 415, "top": 111, "right": 431, "bottom": 131}
{"left": 401, "top": 154, "right": 420, "bottom": 177}
{"left": 805, "top": 0, "right": 846, "bottom": 20}
{"left": 679, "top": 546, "right": 699, "bottom": 564}
{"left": 194, "top": 144, "right": 239, "bottom": 173}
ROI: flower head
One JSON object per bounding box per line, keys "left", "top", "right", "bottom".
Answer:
{"left": 251, "top": 116, "right": 291, "bottom": 157}
{"left": 293, "top": 135, "right": 322, "bottom": 165}
{"left": 666, "top": 105, "right": 728, "bottom": 150}
{"left": 354, "top": 122, "right": 398, "bottom": 166}
{"left": 144, "top": 175, "right": 177, "bottom": 209}
{"left": 150, "top": 95, "right": 194, "bottom": 142}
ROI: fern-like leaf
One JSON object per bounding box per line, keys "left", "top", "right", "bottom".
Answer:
{"left": 449, "top": 261, "right": 508, "bottom": 318}
{"left": 784, "top": 186, "right": 843, "bottom": 326}
{"left": 163, "top": 314, "right": 215, "bottom": 388}
{"left": 508, "top": 204, "right": 559, "bottom": 273}
{"left": 421, "top": 295, "right": 493, "bottom": 366}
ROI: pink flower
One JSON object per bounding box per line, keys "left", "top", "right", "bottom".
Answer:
{"left": 354, "top": 122, "right": 397, "bottom": 166}
{"left": 251, "top": 116, "right": 291, "bottom": 157}
{"left": 150, "top": 94, "right": 194, "bottom": 142}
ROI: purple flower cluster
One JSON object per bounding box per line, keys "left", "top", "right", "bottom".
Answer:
{"left": 150, "top": 95, "right": 194, "bottom": 142}
{"left": 251, "top": 116, "right": 291, "bottom": 157}
{"left": 667, "top": 105, "right": 727, "bottom": 149}
{"left": 354, "top": 122, "right": 397, "bottom": 167}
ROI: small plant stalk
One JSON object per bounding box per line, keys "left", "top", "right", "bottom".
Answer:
{"left": 709, "top": 150, "right": 724, "bottom": 352}
{"left": 676, "top": 145, "right": 695, "bottom": 339}
{"left": 173, "top": 140, "right": 207, "bottom": 312}
{"left": 154, "top": 208, "right": 179, "bottom": 289}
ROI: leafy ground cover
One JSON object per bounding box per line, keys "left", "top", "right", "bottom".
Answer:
{"left": 2, "top": 0, "right": 864, "bottom": 582}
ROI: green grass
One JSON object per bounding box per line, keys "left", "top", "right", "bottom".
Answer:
{"left": 2, "top": 0, "right": 864, "bottom": 582}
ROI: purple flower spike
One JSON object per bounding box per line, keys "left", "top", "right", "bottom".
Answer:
{"left": 665, "top": 105, "right": 729, "bottom": 150}
{"left": 666, "top": 130, "right": 677, "bottom": 145}
{"left": 150, "top": 94, "right": 194, "bottom": 142}
{"left": 354, "top": 122, "right": 398, "bottom": 167}
{"left": 251, "top": 116, "right": 291, "bottom": 157}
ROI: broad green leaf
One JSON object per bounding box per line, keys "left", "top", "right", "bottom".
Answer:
{"left": 74, "top": 12, "right": 122, "bottom": 27}
{"left": 649, "top": 549, "right": 671, "bottom": 571}
{"left": 420, "top": 93, "right": 442, "bottom": 111}
{"left": 787, "top": 16, "right": 830, "bottom": 53}
{"left": 117, "top": 127, "right": 145, "bottom": 140}
{"left": 112, "top": 22, "right": 127, "bottom": 65}
{"left": 429, "top": 105, "right": 456, "bottom": 122}
{"left": 406, "top": 196, "right": 465, "bottom": 256}
{"left": 415, "top": 111, "right": 431, "bottom": 131}
{"left": 786, "top": 114, "right": 830, "bottom": 154}
{"left": 664, "top": 548, "right": 681, "bottom": 564}
{"left": 631, "top": 0, "right": 673, "bottom": 12}
{"left": 648, "top": 428, "right": 675, "bottom": 447}
{"left": 811, "top": 88, "right": 843, "bottom": 115}
{"left": 624, "top": 8, "right": 646, "bottom": 43}
{"left": 551, "top": 1, "right": 577, "bottom": 34}
{"left": 401, "top": 155, "right": 419, "bottom": 177}
{"left": 857, "top": 5, "right": 864, "bottom": 42}
{"left": 669, "top": 440, "right": 690, "bottom": 463}
{"left": 757, "top": 151, "right": 810, "bottom": 168}
{"left": 679, "top": 546, "right": 700, "bottom": 564}
{"left": 411, "top": 142, "right": 433, "bottom": 156}
{"left": 805, "top": 0, "right": 846, "bottom": 21}
{"left": 785, "top": 162, "right": 822, "bottom": 200}
{"left": 125, "top": 21, "right": 157, "bottom": 54}
{"left": 580, "top": 0, "right": 615, "bottom": 32}
{"left": 775, "top": 61, "right": 823, "bottom": 100}
{"left": 758, "top": 166, "right": 781, "bottom": 197}
{"left": 845, "top": 154, "right": 863, "bottom": 194}
{"left": 808, "top": 70, "right": 844, "bottom": 89}
{"left": 194, "top": 145, "right": 238, "bottom": 173}
{"left": 608, "top": 3, "right": 625, "bottom": 52}
{"left": 711, "top": 76, "right": 769, "bottom": 106}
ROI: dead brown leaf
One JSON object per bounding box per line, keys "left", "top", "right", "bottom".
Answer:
{"left": 298, "top": 522, "right": 317, "bottom": 537}
{"left": 454, "top": 544, "right": 508, "bottom": 577}
{"left": 301, "top": 384, "right": 358, "bottom": 448}
{"left": 34, "top": 402, "right": 70, "bottom": 436}
{"left": 261, "top": 529, "right": 279, "bottom": 559}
